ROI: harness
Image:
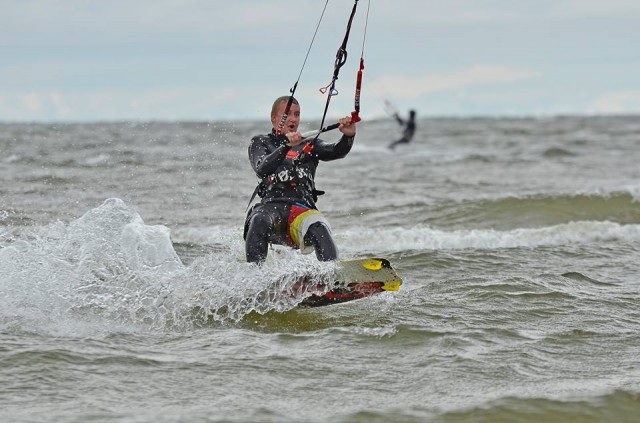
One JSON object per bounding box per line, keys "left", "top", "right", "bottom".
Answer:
{"left": 246, "top": 136, "right": 324, "bottom": 210}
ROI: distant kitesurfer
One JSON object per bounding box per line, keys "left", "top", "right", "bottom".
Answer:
{"left": 244, "top": 95, "right": 357, "bottom": 264}
{"left": 388, "top": 109, "right": 416, "bottom": 150}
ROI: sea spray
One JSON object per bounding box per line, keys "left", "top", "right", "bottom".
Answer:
{"left": 0, "top": 199, "right": 336, "bottom": 334}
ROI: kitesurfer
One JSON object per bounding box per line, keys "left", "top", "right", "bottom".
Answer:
{"left": 244, "top": 95, "right": 356, "bottom": 264}
{"left": 388, "top": 109, "right": 416, "bottom": 150}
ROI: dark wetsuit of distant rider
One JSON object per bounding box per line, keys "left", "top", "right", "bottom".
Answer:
{"left": 388, "top": 110, "right": 416, "bottom": 150}
{"left": 244, "top": 96, "right": 356, "bottom": 264}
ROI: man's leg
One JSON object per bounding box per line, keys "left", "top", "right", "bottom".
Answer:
{"left": 305, "top": 222, "right": 338, "bottom": 261}
{"left": 388, "top": 136, "right": 408, "bottom": 150}
{"left": 245, "top": 211, "right": 273, "bottom": 264}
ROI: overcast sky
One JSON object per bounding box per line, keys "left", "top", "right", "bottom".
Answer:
{"left": 1, "top": 0, "right": 639, "bottom": 122}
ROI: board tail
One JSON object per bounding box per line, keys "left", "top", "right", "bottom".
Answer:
{"left": 297, "top": 257, "right": 402, "bottom": 307}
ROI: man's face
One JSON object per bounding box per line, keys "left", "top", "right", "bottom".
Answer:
{"left": 272, "top": 101, "right": 301, "bottom": 133}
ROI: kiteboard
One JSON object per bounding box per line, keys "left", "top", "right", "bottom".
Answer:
{"left": 292, "top": 257, "right": 402, "bottom": 307}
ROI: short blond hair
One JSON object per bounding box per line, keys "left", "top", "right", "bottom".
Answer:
{"left": 271, "top": 96, "right": 299, "bottom": 117}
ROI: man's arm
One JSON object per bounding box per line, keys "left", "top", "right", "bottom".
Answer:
{"left": 312, "top": 115, "right": 356, "bottom": 161}
{"left": 313, "top": 134, "right": 354, "bottom": 161}
{"left": 248, "top": 136, "right": 291, "bottom": 177}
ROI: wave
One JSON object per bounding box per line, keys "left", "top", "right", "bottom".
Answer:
{"left": 337, "top": 220, "right": 640, "bottom": 254}
{"left": 345, "top": 389, "right": 640, "bottom": 423}
{"left": 167, "top": 217, "right": 640, "bottom": 259}
{"left": 542, "top": 147, "right": 576, "bottom": 157}
{"left": 167, "top": 220, "right": 640, "bottom": 256}
{"left": 429, "top": 389, "right": 640, "bottom": 423}
{"left": 160, "top": 208, "right": 640, "bottom": 255}
{"left": 430, "top": 191, "right": 640, "bottom": 230}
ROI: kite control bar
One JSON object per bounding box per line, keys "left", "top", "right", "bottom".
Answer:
{"left": 300, "top": 122, "right": 341, "bottom": 141}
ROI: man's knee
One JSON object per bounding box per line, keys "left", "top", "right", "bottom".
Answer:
{"left": 307, "top": 222, "right": 330, "bottom": 238}
{"left": 248, "top": 211, "right": 272, "bottom": 232}
{"left": 306, "top": 222, "right": 337, "bottom": 261}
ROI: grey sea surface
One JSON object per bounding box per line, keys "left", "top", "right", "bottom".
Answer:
{"left": 1, "top": 116, "right": 640, "bottom": 422}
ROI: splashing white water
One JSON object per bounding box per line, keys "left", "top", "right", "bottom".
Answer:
{"left": 336, "top": 221, "right": 640, "bottom": 254}
{"left": 0, "top": 199, "right": 334, "bottom": 335}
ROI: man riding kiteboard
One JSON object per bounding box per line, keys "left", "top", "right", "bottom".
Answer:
{"left": 244, "top": 96, "right": 356, "bottom": 264}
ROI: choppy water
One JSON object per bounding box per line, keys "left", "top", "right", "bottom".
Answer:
{"left": 1, "top": 116, "right": 640, "bottom": 422}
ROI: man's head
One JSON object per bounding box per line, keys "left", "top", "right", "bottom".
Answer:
{"left": 271, "top": 96, "right": 300, "bottom": 134}
{"left": 409, "top": 110, "right": 416, "bottom": 118}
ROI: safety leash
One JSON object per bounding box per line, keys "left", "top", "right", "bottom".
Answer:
{"left": 351, "top": 0, "right": 370, "bottom": 124}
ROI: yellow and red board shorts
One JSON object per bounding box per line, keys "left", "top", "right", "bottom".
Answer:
{"left": 287, "top": 204, "right": 331, "bottom": 254}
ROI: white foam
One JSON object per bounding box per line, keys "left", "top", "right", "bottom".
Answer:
{"left": 2, "top": 154, "right": 21, "bottom": 164}
{"left": 337, "top": 221, "right": 640, "bottom": 253}
{"left": 0, "top": 199, "right": 336, "bottom": 335}
{"left": 82, "top": 153, "right": 111, "bottom": 166}
{"left": 624, "top": 185, "right": 640, "bottom": 202}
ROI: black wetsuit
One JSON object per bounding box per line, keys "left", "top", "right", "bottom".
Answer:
{"left": 244, "top": 129, "right": 354, "bottom": 263}
{"left": 388, "top": 114, "right": 416, "bottom": 150}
